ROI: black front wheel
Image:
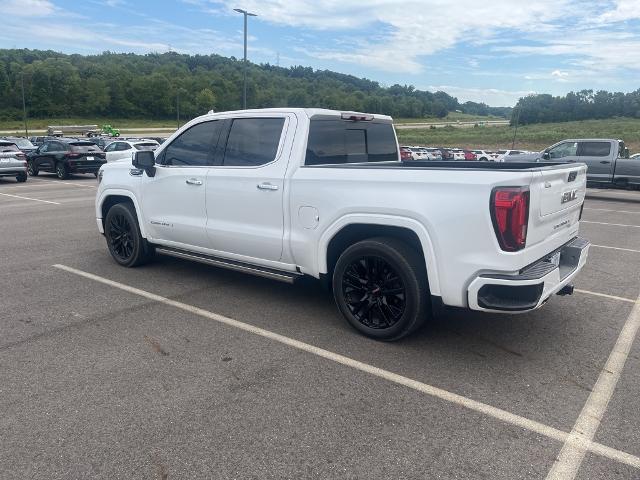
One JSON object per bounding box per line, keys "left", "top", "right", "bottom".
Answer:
{"left": 105, "top": 203, "right": 154, "bottom": 267}
{"left": 55, "top": 162, "right": 68, "bottom": 179}
{"left": 27, "top": 161, "right": 38, "bottom": 176}
{"left": 332, "top": 237, "right": 430, "bottom": 341}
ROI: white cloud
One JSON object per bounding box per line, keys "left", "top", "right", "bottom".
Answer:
{"left": 209, "top": 0, "right": 576, "bottom": 72}
{"left": 0, "top": 0, "right": 55, "bottom": 16}
{"left": 597, "top": 0, "right": 640, "bottom": 22}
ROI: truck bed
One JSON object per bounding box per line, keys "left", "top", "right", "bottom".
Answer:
{"left": 305, "top": 160, "right": 575, "bottom": 171}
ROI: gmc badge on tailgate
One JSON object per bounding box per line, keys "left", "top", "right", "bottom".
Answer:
{"left": 561, "top": 189, "right": 578, "bottom": 204}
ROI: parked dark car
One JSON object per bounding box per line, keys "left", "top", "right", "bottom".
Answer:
{"left": 26, "top": 138, "right": 106, "bottom": 179}
{"left": 29, "top": 136, "right": 53, "bottom": 147}
{"left": 86, "top": 136, "right": 115, "bottom": 150}
{"left": 436, "top": 148, "right": 455, "bottom": 160}
{"left": 146, "top": 136, "right": 168, "bottom": 144}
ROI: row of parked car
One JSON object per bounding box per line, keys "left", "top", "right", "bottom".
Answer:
{"left": 0, "top": 135, "right": 166, "bottom": 182}
{"left": 400, "top": 146, "right": 534, "bottom": 162}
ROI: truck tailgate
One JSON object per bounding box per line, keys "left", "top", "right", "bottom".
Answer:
{"left": 527, "top": 164, "right": 587, "bottom": 251}
{"left": 539, "top": 165, "right": 586, "bottom": 216}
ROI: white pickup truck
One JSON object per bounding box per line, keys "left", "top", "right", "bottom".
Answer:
{"left": 95, "top": 108, "right": 590, "bottom": 340}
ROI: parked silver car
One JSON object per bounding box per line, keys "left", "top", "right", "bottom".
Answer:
{"left": 0, "top": 140, "right": 28, "bottom": 182}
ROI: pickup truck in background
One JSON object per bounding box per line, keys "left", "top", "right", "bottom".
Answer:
{"left": 510, "top": 139, "right": 638, "bottom": 188}
{"left": 95, "top": 108, "right": 590, "bottom": 340}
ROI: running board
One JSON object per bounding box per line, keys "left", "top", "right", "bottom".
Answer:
{"left": 155, "top": 247, "right": 302, "bottom": 284}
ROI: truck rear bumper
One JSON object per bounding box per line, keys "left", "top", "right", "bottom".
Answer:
{"left": 467, "top": 237, "right": 590, "bottom": 313}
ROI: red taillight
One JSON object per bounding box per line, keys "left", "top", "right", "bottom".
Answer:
{"left": 491, "top": 187, "right": 530, "bottom": 252}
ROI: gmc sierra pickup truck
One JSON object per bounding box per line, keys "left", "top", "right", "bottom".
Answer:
{"left": 95, "top": 108, "right": 590, "bottom": 340}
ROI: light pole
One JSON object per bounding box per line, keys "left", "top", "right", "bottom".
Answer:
{"left": 176, "top": 89, "right": 180, "bottom": 128}
{"left": 21, "top": 72, "right": 28, "bottom": 137}
{"left": 234, "top": 8, "right": 257, "bottom": 110}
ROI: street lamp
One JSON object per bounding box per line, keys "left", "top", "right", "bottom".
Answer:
{"left": 21, "top": 71, "right": 28, "bottom": 137}
{"left": 234, "top": 8, "right": 257, "bottom": 110}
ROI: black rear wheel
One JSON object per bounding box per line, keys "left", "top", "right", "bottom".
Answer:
{"left": 16, "top": 172, "right": 27, "bottom": 183}
{"left": 55, "top": 162, "right": 68, "bottom": 179}
{"left": 105, "top": 203, "right": 154, "bottom": 267}
{"left": 332, "top": 237, "right": 430, "bottom": 341}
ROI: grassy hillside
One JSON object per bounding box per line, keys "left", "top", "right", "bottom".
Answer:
{"left": 396, "top": 117, "right": 640, "bottom": 153}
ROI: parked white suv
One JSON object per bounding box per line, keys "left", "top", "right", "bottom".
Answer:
{"left": 103, "top": 139, "right": 159, "bottom": 163}
{"left": 96, "top": 108, "right": 590, "bottom": 340}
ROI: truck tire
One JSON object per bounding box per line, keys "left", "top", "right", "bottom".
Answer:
{"left": 104, "top": 203, "right": 155, "bottom": 267}
{"left": 55, "top": 162, "right": 68, "bottom": 179}
{"left": 27, "top": 161, "right": 38, "bottom": 176}
{"left": 332, "top": 237, "right": 430, "bottom": 341}
{"left": 16, "top": 172, "right": 27, "bottom": 183}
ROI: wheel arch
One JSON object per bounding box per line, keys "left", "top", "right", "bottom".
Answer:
{"left": 318, "top": 215, "right": 440, "bottom": 296}
{"left": 98, "top": 190, "right": 147, "bottom": 238}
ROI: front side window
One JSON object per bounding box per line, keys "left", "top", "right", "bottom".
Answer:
{"left": 548, "top": 142, "right": 578, "bottom": 159}
{"left": 579, "top": 142, "right": 611, "bottom": 157}
{"left": 163, "top": 120, "right": 221, "bottom": 166}
{"left": 223, "top": 118, "right": 285, "bottom": 167}
{"left": 104, "top": 143, "right": 117, "bottom": 152}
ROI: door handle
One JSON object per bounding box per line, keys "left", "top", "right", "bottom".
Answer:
{"left": 185, "top": 178, "right": 203, "bottom": 185}
{"left": 600, "top": 161, "right": 611, "bottom": 164}
{"left": 257, "top": 182, "right": 279, "bottom": 191}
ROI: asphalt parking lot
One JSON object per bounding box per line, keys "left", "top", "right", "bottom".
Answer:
{"left": 1, "top": 174, "right": 640, "bottom": 479}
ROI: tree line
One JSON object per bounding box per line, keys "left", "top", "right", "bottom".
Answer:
{"left": 512, "top": 89, "right": 640, "bottom": 125}
{"left": 0, "top": 49, "right": 508, "bottom": 121}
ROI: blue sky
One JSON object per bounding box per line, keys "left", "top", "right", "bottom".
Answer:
{"left": 1, "top": 0, "right": 639, "bottom": 106}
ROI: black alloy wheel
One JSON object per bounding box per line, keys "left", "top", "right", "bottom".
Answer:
{"left": 104, "top": 203, "right": 154, "bottom": 267}
{"left": 341, "top": 255, "right": 406, "bottom": 330}
{"left": 108, "top": 213, "right": 135, "bottom": 262}
{"left": 56, "top": 162, "right": 68, "bottom": 179}
{"left": 332, "top": 237, "right": 430, "bottom": 341}
{"left": 27, "top": 161, "right": 38, "bottom": 176}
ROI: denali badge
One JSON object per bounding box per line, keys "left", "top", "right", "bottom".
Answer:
{"left": 561, "top": 189, "right": 577, "bottom": 204}
{"left": 568, "top": 171, "right": 577, "bottom": 182}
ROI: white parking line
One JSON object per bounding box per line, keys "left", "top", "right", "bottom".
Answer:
{"left": 32, "top": 179, "right": 97, "bottom": 189}
{"left": 546, "top": 288, "right": 640, "bottom": 480}
{"left": 585, "top": 208, "right": 640, "bottom": 215}
{"left": 582, "top": 220, "right": 640, "bottom": 229}
{"left": 0, "top": 192, "right": 60, "bottom": 205}
{"left": 591, "top": 244, "right": 640, "bottom": 254}
{"left": 574, "top": 289, "right": 637, "bottom": 304}
{"left": 53, "top": 263, "right": 640, "bottom": 471}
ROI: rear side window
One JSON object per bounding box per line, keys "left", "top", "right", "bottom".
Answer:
{"left": 0, "top": 142, "right": 19, "bottom": 152}
{"left": 579, "top": 142, "right": 611, "bottom": 157}
{"left": 163, "top": 120, "right": 222, "bottom": 166}
{"left": 305, "top": 120, "right": 397, "bottom": 165}
{"left": 134, "top": 143, "right": 158, "bottom": 151}
{"left": 223, "top": 118, "right": 285, "bottom": 167}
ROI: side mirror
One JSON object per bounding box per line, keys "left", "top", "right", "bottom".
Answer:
{"left": 542, "top": 152, "right": 550, "bottom": 160}
{"left": 132, "top": 150, "right": 156, "bottom": 177}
